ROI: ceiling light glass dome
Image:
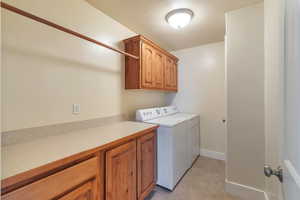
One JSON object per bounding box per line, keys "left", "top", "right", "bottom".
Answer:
{"left": 166, "top": 8, "right": 194, "bottom": 29}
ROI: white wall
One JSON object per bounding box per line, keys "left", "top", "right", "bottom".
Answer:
{"left": 225, "top": 2, "right": 265, "bottom": 192}
{"left": 264, "top": 0, "right": 284, "bottom": 199}
{"left": 1, "top": 0, "right": 166, "bottom": 132}
{"left": 166, "top": 42, "right": 226, "bottom": 155}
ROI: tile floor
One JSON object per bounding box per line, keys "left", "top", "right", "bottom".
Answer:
{"left": 146, "top": 156, "right": 241, "bottom": 200}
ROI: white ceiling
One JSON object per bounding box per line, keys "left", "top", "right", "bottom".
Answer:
{"left": 87, "top": 0, "right": 262, "bottom": 50}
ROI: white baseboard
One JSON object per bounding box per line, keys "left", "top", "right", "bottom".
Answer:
{"left": 225, "top": 179, "right": 267, "bottom": 200}
{"left": 200, "top": 149, "right": 225, "bottom": 161}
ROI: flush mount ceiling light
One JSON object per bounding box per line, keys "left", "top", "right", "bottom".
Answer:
{"left": 165, "top": 8, "right": 194, "bottom": 29}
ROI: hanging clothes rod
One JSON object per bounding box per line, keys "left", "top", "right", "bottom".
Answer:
{"left": 0, "top": 2, "right": 139, "bottom": 60}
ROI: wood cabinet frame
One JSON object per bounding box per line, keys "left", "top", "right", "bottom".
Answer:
{"left": 124, "top": 35, "right": 178, "bottom": 92}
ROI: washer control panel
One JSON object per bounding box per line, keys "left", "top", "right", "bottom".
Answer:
{"left": 136, "top": 106, "right": 178, "bottom": 121}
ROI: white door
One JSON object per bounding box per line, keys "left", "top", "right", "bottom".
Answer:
{"left": 265, "top": 0, "right": 300, "bottom": 199}
{"left": 282, "top": 0, "right": 300, "bottom": 199}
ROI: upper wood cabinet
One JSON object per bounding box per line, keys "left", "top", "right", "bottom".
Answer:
{"left": 153, "top": 50, "right": 165, "bottom": 89}
{"left": 165, "top": 57, "right": 177, "bottom": 90}
{"left": 123, "top": 35, "right": 178, "bottom": 92}
{"left": 141, "top": 43, "right": 155, "bottom": 88}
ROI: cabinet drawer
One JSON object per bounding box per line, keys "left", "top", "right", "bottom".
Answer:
{"left": 58, "top": 180, "right": 95, "bottom": 200}
{"left": 2, "top": 157, "right": 99, "bottom": 200}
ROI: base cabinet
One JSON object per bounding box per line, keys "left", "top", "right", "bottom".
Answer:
{"left": 106, "top": 141, "right": 137, "bottom": 200}
{"left": 137, "top": 132, "right": 157, "bottom": 200}
{"left": 106, "top": 132, "right": 157, "bottom": 200}
{"left": 59, "top": 180, "right": 96, "bottom": 200}
{"left": 1, "top": 130, "right": 157, "bottom": 200}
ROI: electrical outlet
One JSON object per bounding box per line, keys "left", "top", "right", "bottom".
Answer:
{"left": 72, "top": 104, "right": 80, "bottom": 114}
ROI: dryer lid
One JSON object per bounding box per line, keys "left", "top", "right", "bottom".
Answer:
{"left": 146, "top": 115, "right": 186, "bottom": 127}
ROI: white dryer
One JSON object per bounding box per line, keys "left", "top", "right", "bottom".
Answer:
{"left": 170, "top": 112, "right": 200, "bottom": 167}
{"left": 136, "top": 106, "right": 200, "bottom": 190}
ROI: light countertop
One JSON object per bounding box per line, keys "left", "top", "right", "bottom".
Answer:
{"left": 1, "top": 121, "right": 157, "bottom": 180}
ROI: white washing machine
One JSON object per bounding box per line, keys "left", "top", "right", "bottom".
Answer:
{"left": 136, "top": 106, "right": 200, "bottom": 190}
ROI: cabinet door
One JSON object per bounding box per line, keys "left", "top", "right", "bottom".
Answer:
{"left": 164, "top": 57, "right": 178, "bottom": 90}
{"left": 137, "top": 132, "right": 156, "bottom": 200}
{"left": 106, "top": 141, "right": 137, "bottom": 200}
{"left": 141, "top": 42, "right": 154, "bottom": 88}
{"left": 172, "top": 62, "right": 178, "bottom": 89}
{"left": 59, "top": 180, "right": 97, "bottom": 200}
{"left": 153, "top": 50, "right": 165, "bottom": 89}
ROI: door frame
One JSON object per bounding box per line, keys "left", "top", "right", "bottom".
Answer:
{"left": 264, "top": 0, "right": 285, "bottom": 199}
